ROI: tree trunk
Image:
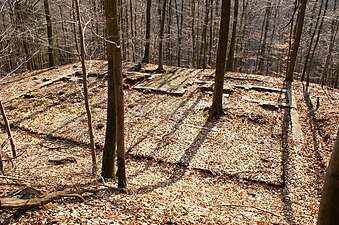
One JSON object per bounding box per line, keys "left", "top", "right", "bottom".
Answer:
{"left": 103, "top": 0, "right": 127, "bottom": 188}
{"left": 318, "top": 129, "right": 339, "bottom": 225}
{"left": 174, "top": 0, "right": 184, "bottom": 67}
{"left": 209, "top": 0, "right": 231, "bottom": 119}
{"left": 226, "top": 0, "right": 239, "bottom": 72}
{"left": 191, "top": 0, "right": 196, "bottom": 67}
{"left": 74, "top": 0, "right": 98, "bottom": 175}
{"left": 201, "top": 0, "right": 210, "bottom": 69}
{"left": 142, "top": 0, "right": 152, "bottom": 63}
{"left": 156, "top": 0, "right": 168, "bottom": 71}
{"left": 321, "top": 20, "right": 338, "bottom": 87}
{"left": 306, "top": 0, "right": 328, "bottom": 88}
{"left": 43, "top": 0, "right": 55, "bottom": 67}
{"left": 300, "top": 0, "right": 323, "bottom": 82}
{"left": 256, "top": 1, "right": 271, "bottom": 74}
{"left": 72, "top": 0, "right": 80, "bottom": 60}
{"left": 286, "top": 0, "right": 307, "bottom": 82}
{"left": 129, "top": 0, "right": 135, "bottom": 62}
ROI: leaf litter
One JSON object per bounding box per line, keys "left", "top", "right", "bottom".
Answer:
{"left": 0, "top": 60, "right": 338, "bottom": 224}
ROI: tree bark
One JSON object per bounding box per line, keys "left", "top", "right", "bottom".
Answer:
{"left": 156, "top": 0, "right": 168, "bottom": 71}
{"left": 103, "top": 0, "right": 127, "bottom": 188}
{"left": 286, "top": 0, "right": 307, "bottom": 82}
{"left": 318, "top": 129, "right": 339, "bottom": 225}
{"left": 305, "top": 0, "right": 328, "bottom": 88}
{"left": 209, "top": 0, "right": 231, "bottom": 119}
{"left": 43, "top": 0, "right": 55, "bottom": 67}
{"left": 226, "top": 0, "right": 239, "bottom": 72}
{"left": 142, "top": 0, "right": 152, "bottom": 63}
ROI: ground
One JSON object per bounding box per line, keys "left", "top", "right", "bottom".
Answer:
{"left": 0, "top": 60, "right": 338, "bottom": 224}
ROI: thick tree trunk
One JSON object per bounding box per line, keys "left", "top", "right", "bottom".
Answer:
{"left": 103, "top": 0, "right": 126, "bottom": 188}
{"left": 318, "top": 129, "right": 339, "bottom": 225}
{"left": 209, "top": 0, "right": 231, "bottom": 119}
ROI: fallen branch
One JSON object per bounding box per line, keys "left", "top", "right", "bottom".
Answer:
{"left": 0, "top": 187, "right": 109, "bottom": 210}
{"left": 48, "top": 157, "right": 77, "bottom": 165}
{"left": 234, "top": 84, "right": 286, "bottom": 93}
{"left": 0, "top": 175, "right": 28, "bottom": 182}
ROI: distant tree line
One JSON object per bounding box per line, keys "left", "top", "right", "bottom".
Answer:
{"left": 0, "top": 0, "right": 338, "bottom": 87}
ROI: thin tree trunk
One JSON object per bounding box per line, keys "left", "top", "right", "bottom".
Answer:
{"left": 306, "top": 0, "right": 328, "bottom": 88}
{"left": 256, "top": 2, "right": 271, "bottom": 74}
{"left": 74, "top": 0, "right": 97, "bottom": 175}
{"left": 226, "top": 0, "right": 238, "bottom": 72}
{"left": 208, "top": 0, "right": 214, "bottom": 67}
{"left": 321, "top": 18, "right": 338, "bottom": 87}
{"left": 43, "top": 0, "right": 55, "bottom": 67}
{"left": 191, "top": 0, "right": 196, "bottom": 67}
{"left": 156, "top": 0, "right": 168, "bottom": 71}
{"left": 286, "top": 0, "right": 298, "bottom": 76}
{"left": 72, "top": 0, "right": 80, "bottom": 60}
{"left": 201, "top": 0, "right": 210, "bottom": 69}
{"left": 142, "top": 0, "right": 152, "bottom": 63}
{"left": 286, "top": 0, "right": 307, "bottom": 82}
{"left": 301, "top": 0, "right": 324, "bottom": 82}
{"left": 174, "top": 0, "right": 183, "bottom": 67}
{"left": 129, "top": 0, "right": 135, "bottom": 62}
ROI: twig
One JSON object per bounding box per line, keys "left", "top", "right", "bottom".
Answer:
{"left": 220, "top": 203, "right": 281, "bottom": 217}
{"left": 0, "top": 175, "right": 28, "bottom": 182}
{"left": 0, "top": 149, "right": 27, "bottom": 162}
{"left": 180, "top": 123, "right": 218, "bottom": 132}
{"left": 0, "top": 101, "right": 16, "bottom": 156}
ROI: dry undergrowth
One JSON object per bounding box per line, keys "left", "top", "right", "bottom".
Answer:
{"left": 0, "top": 60, "right": 338, "bottom": 224}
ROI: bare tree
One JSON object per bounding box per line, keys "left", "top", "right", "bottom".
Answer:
{"left": 43, "top": 0, "right": 55, "bottom": 67}
{"left": 226, "top": 0, "right": 239, "bottom": 72}
{"left": 74, "top": 0, "right": 97, "bottom": 175}
{"left": 156, "top": 0, "right": 168, "bottom": 72}
{"left": 102, "top": 0, "right": 127, "bottom": 188}
{"left": 142, "top": 0, "right": 152, "bottom": 63}
{"left": 209, "top": 0, "right": 231, "bottom": 119}
{"left": 286, "top": 0, "right": 308, "bottom": 82}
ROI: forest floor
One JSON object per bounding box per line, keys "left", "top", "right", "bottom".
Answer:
{"left": 0, "top": 60, "right": 338, "bottom": 224}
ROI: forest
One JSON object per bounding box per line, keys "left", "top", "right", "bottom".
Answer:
{"left": 0, "top": 0, "right": 339, "bottom": 224}
{"left": 0, "top": 0, "right": 338, "bottom": 86}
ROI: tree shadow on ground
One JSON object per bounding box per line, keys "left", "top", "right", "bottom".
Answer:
{"left": 127, "top": 90, "right": 204, "bottom": 179}
{"left": 302, "top": 84, "right": 326, "bottom": 193}
{"left": 134, "top": 118, "right": 218, "bottom": 194}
